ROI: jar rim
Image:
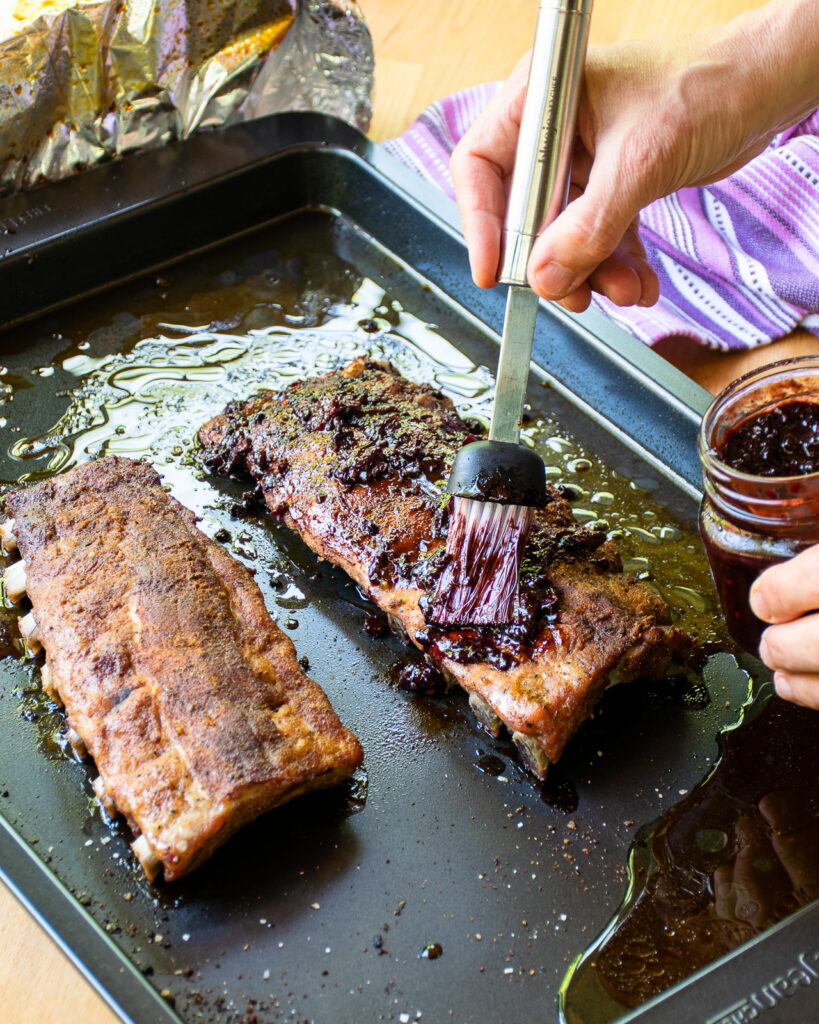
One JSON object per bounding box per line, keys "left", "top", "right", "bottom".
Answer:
{"left": 698, "top": 354, "right": 819, "bottom": 485}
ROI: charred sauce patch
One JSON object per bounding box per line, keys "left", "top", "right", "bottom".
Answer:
{"left": 202, "top": 361, "right": 474, "bottom": 489}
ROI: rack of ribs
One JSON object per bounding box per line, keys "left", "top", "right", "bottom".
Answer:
{"left": 198, "top": 358, "right": 691, "bottom": 778}
{"left": 2, "top": 456, "right": 363, "bottom": 882}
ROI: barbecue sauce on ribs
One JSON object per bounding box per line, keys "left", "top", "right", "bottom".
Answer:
{"left": 202, "top": 360, "right": 623, "bottom": 670}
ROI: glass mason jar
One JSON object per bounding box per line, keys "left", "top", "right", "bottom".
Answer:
{"left": 698, "top": 356, "right": 819, "bottom": 654}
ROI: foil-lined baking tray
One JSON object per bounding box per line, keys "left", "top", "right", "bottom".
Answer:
{"left": 0, "top": 0, "right": 372, "bottom": 194}
{"left": 0, "top": 114, "right": 816, "bottom": 1024}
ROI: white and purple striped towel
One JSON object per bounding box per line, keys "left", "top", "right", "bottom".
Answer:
{"left": 383, "top": 84, "right": 819, "bottom": 351}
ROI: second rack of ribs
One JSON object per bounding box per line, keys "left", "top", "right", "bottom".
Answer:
{"left": 199, "top": 358, "right": 690, "bottom": 777}
{"left": 4, "top": 457, "right": 362, "bottom": 881}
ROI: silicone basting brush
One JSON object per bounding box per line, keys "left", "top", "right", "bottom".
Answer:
{"left": 431, "top": 0, "right": 593, "bottom": 625}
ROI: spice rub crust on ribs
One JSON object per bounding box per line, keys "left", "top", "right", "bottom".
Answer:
{"left": 3, "top": 456, "right": 362, "bottom": 882}
{"left": 199, "top": 359, "right": 691, "bottom": 777}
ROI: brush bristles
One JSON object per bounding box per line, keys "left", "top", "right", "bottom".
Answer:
{"left": 430, "top": 496, "right": 533, "bottom": 625}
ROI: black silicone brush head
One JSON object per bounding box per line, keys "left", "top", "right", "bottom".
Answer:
{"left": 447, "top": 440, "right": 547, "bottom": 506}
{"left": 429, "top": 441, "right": 549, "bottom": 626}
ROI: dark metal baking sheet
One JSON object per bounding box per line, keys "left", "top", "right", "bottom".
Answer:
{"left": 0, "top": 112, "right": 815, "bottom": 1024}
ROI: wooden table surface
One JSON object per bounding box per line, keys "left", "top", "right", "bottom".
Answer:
{"left": 4, "top": 2, "right": 818, "bottom": 1021}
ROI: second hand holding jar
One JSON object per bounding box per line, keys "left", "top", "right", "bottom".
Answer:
{"left": 698, "top": 356, "right": 819, "bottom": 654}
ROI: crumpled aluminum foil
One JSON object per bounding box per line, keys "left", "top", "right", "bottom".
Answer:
{"left": 0, "top": 0, "right": 373, "bottom": 195}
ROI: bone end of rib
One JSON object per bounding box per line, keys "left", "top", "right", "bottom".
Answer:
{"left": 66, "top": 726, "right": 87, "bottom": 759}
{"left": 132, "top": 834, "right": 161, "bottom": 882}
{"left": 92, "top": 776, "right": 117, "bottom": 820}
{"left": 19, "top": 611, "right": 41, "bottom": 653}
{"left": 511, "top": 731, "right": 551, "bottom": 780}
{"left": 3, "top": 559, "right": 26, "bottom": 603}
{"left": 0, "top": 519, "right": 17, "bottom": 553}
{"left": 40, "top": 664, "right": 61, "bottom": 705}
{"left": 468, "top": 692, "right": 503, "bottom": 737}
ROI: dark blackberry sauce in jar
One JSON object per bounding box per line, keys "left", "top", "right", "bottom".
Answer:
{"left": 698, "top": 359, "right": 819, "bottom": 653}
{"left": 719, "top": 399, "right": 819, "bottom": 477}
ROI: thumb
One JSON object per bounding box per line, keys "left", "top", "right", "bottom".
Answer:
{"left": 526, "top": 153, "right": 648, "bottom": 300}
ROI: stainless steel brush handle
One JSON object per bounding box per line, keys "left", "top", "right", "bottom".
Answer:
{"left": 498, "top": 0, "right": 593, "bottom": 287}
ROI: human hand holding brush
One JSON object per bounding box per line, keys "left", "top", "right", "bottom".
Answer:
{"left": 446, "top": 0, "right": 819, "bottom": 696}
{"left": 451, "top": 0, "right": 819, "bottom": 313}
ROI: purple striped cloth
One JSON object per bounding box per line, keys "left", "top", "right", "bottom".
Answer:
{"left": 383, "top": 84, "right": 819, "bottom": 350}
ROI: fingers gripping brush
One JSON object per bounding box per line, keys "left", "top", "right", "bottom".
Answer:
{"left": 431, "top": 0, "right": 593, "bottom": 626}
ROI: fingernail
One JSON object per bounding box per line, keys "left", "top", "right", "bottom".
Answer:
{"left": 748, "top": 583, "right": 771, "bottom": 622}
{"left": 534, "top": 262, "right": 580, "bottom": 298}
{"left": 774, "top": 672, "right": 792, "bottom": 701}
